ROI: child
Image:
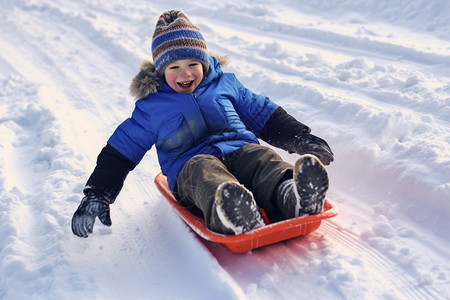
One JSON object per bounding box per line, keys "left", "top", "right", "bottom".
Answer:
{"left": 72, "top": 10, "right": 333, "bottom": 237}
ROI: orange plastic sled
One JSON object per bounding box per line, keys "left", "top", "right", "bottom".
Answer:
{"left": 155, "top": 173, "right": 338, "bottom": 253}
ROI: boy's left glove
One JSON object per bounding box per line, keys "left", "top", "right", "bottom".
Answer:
{"left": 291, "top": 133, "right": 334, "bottom": 165}
{"left": 259, "top": 107, "right": 334, "bottom": 165}
{"left": 72, "top": 192, "right": 112, "bottom": 238}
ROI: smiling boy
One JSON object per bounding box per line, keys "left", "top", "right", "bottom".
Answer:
{"left": 72, "top": 10, "right": 333, "bottom": 237}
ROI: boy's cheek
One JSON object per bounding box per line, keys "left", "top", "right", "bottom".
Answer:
{"left": 164, "top": 73, "right": 178, "bottom": 90}
{"left": 164, "top": 73, "right": 176, "bottom": 83}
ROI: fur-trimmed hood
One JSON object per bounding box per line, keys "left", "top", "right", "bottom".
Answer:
{"left": 129, "top": 53, "right": 230, "bottom": 100}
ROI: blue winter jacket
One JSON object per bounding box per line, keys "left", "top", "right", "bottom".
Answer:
{"left": 108, "top": 56, "right": 278, "bottom": 192}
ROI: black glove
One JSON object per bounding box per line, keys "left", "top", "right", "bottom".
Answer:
{"left": 71, "top": 144, "right": 136, "bottom": 238}
{"left": 291, "top": 133, "right": 334, "bottom": 165}
{"left": 72, "top": 192, "right": 112, "bottom": 238}
{"left": 259, "top": 107, "right": 334, "bottom": 165}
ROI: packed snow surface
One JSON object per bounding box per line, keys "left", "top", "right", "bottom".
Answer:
{"left": 1, "top": 0, "right": 450, "bottom": 299}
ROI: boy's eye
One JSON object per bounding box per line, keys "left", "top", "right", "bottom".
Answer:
{"left": 189, "top": 63, "right": 199, "bottom": 67}
{"left": 169, "top": 66, "right": 179, "bottom": 70}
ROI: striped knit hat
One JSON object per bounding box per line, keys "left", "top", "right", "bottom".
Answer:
{"left": 152, "top": 10, "right": 209, "bottom": 75}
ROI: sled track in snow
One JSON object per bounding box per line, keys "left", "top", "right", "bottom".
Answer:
{"left": 321, "top": 221, "right": 443, "bottom": 300}
{"left": 206, "top": 219, "right": 445, "bottom": 300}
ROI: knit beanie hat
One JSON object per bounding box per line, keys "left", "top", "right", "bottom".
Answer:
{"left": 152, "top": 10, "right": 209, "bottom": 75}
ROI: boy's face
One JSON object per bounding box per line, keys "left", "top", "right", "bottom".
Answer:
{"left": 164, "top": 59, "right": 203, "bottom": 94}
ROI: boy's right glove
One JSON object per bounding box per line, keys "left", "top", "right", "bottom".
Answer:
{"left": 72, "top": 192, "right": 112, "bottom": 238}
{"left": 291, "top": 133, "right": 334, "bottom": 165}
{"left": 72, "top": 144, "right": 136, "bottom": 238}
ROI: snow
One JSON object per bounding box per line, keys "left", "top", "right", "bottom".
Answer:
{"left": 1, "top": 0, "right": 449, "bottom": 299}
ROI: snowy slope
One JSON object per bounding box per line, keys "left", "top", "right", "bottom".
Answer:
{"left": 1, "top": 0, "right": 449, "bottom": 299}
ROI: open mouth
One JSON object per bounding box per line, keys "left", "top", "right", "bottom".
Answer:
{"left": 177, "top": 80, "right": 194, "bottom": 89}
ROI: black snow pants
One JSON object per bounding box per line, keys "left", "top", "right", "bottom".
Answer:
{"left": 175, "top": 144, "right": 293, "bottom": 230}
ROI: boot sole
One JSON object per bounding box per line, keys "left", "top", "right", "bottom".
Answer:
{"left": 294, "top": 154, "right": 329, "bottom": 217}
{"left": 215, "top": 182, "right": 265, "bottom": 235}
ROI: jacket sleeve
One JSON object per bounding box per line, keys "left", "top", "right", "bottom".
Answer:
{"left": 84, "top": 144, "right": 136, "bottom": 203}
{"left": 107, "top": 102, "right": 157, "bottom": 165}
{"left": 231, "top": 75, "right": 278, "bottom": 135}
{"left": 258, "top": 106, "right": 311, "bottom": 152}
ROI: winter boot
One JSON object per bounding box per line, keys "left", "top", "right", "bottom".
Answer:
{"left": 211, "top": 181, "right": 265, "bottom": 235}
{"left": 276, "top": 154, "right": 329, "bottom": 219}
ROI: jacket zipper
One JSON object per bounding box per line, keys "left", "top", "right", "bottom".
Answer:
{"left": 190, "top": 91, "right": 212, "bottom": 136}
